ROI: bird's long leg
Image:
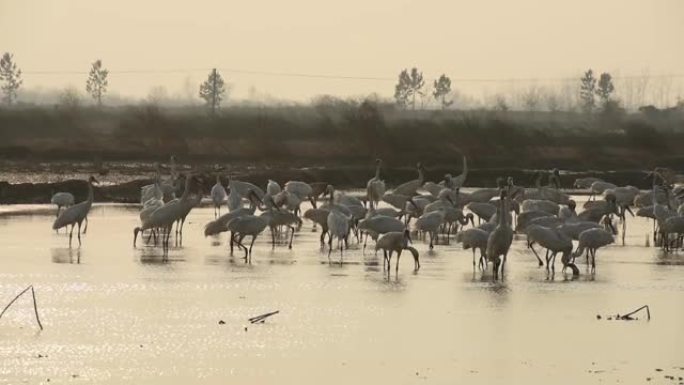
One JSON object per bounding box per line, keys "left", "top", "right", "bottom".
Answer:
{"left": 83, "top": 217, "right": 88, "bottom": 234}
{"left": 502, "top": 252, "right": 508, "bottom": 277}
{"left": 327, "top": 235, "right": 333, "bottom": 259}
{"left": 383, "top": 250, "right": 388, "bottom": 270}
{"left": 235, "top": 235, "right": 248, "bottom": 260}
{"left": 396, "top": 250, "right": 402, "bottom": 274}
{"left": 271, "top": 227, "right": 276, "bottom": 248}
{"left": 288, "top": 226, "right": 295, "bottom": 249}
{"left": 68, "top": 224, "right": 74, "bottom": 248}
{"left": 429, "top": 232, "right": 434, "bottom": 250}
{"left": 545, "top": 249, "right": 551, "bottom": 273}
{"left": 493, "top": 258, "right": 500, "bottom": 280}
{"left": 591, "top": 249, "right": 596, "bottom": 274}
{"left": 319, "top": 229, "right": 326, "bottom": 245}
{"left": 472, "top": 249, "right": 477, "bottom": 270}
{"left": 77, "top": 221, "right": 82, "bottom": 247}
{"left": 229, "top": 232, "right": 234, "bottom": 254}
{"left": 529, "top": 243, "right": 544, "bottom": 267}
{"left": 248, "top": 235, "right": 256, "bottom": 261}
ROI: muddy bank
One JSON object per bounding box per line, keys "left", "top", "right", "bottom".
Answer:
{"left": 0, "top": 166, "right": 653, "bottom": 204}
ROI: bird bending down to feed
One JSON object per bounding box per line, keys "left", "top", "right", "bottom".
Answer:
{"left": 51, "top": 191, "right": 74, "bottom": 218}
{"left": 456, "top": 228, "right": 490, "bottom": 271}
{"left": 573, "top": 217, "right": 616, "bottom": 273}
{"left": 133, "top": 175, "right": 200, "bottom": 255}
{"left": 375, "top": 229, "right": 420, "bottom": 276}
{"left": 52, "top": 176, "right": 98, "bottom": 247}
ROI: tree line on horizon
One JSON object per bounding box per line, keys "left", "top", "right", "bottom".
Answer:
{"left": 1, "top": 52, "right": 682, "bottom": 115}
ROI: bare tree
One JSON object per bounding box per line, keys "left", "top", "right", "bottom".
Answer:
{"left": 85, "top": 59, "right": 109, "bottom": 106}
{"left": 394, "top": 67, "right": 425, "bottom": 110}
{"left": 543, "top": 88, "right": 561, "bottom": 112}
{"left": 199, "top": 68, "right": 226, "bottom": 114}
{"left": 579, "top": 69, "right": 596, "bottom": 113}
{"left": 0, "top": 52, "right": 23, "bottom": 105}
{"left": 58, "top": 87, "right": 81, "bottom": 110}
{"left": 596, "top": 72, "right": 615, "bottom": 108}
{"left": 433, "top": 74, "right": 453, "bottom": 109}
{"left": 634, "top": 70, "right": 650, "bottom": 108}
{"left": 522, "top": 85, "right": 541, "bottom": 111}
{"left": 494, "top": 95, "right": 509, "bottom": 112}
{"left": 147, "top": 85, "right": 169, "bottom": 106}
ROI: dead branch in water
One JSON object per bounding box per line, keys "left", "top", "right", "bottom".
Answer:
{"left": 249, "top": 310, "right": 279, "bottom": 324}
{"left": 620, "top": 305, "right": 650, "bottom": 321}
{"left": 0, "top": 285, "right": 44, "bottom": 330}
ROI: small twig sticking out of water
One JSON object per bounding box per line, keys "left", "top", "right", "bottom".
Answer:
{"left": 248, "top": 310, "right": 279, "bottom": 324}
{"left": 620, "top": 305, "right": 650, "bottom": 321}
{"left": 0, "top": 285, "right": 44, "bottom": 330}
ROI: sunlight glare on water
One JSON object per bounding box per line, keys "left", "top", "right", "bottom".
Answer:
{"left": 0, "top": 197, "right": 683, "bottom": 384}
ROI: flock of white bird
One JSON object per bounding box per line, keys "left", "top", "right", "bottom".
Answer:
{"left": 49, "top": 156, "right": 684, "bottom": 279}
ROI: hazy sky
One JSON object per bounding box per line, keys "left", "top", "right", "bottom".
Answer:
{"left": 1, "top": 0, "right": 683, "bottom": 102}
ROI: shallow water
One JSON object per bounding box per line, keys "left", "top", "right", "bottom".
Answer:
{"left": 0, "top": 200, "right": 683, "bottom": 384}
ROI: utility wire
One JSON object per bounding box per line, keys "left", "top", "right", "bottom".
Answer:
{"left": 20, "top": 67, "right": 684, "bottom": 83}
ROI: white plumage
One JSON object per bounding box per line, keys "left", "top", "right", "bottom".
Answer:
{"left": 52, "top": 176, "right": 97, "bottom": 247}
{"left": 414, "top": 210, "right": 445, "bottom": 249}
{"left": 210, "top": 175, "right": 227, "bottom": 218}
{"left": 366, "top": 159, "right": 386, "bottom": 209}
{"left": 375, "top": 230, "right": 420, "bottom": 274}
{"left": 574, "top": 225, "right": 615, "bottom": 273}
{"left": 51, "top": 192, "right": 75, "bottom": 217}
{"left": 326, "top": 208, "right": 351, "bottom": 260}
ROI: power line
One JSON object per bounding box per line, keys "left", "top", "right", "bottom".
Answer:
{"left": 20, "top": 67, "right": 684, "bottom": 83}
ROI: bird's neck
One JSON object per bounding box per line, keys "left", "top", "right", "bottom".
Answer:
{"left": 87, "top": 181, "right": 94, "bottom": 203}
{"left": 461, "top": 157, "right": 468, "bottom": 176}
{"left": 374, "top": 164, "right": 381, "bottom": 179}
{"left": 498, "top": 199, "right": 507, "bottom": 226}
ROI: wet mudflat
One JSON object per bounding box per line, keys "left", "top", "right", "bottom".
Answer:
{"left": 0, "top": 201, "right": 683, "bottom": 384}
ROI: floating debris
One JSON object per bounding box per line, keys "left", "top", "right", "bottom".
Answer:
{"left": 598, "top": 305, "right": 650, "bottom": 321}
{"left": 218, "top": 320, "right": 225, "bottom": 325}
{"left": 0, "top": 285, "right": 43, "bottom": 330}
{"left": 248, "top": 310, "right": 280, "bottom": 324}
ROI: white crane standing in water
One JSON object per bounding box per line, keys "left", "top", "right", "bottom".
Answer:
{"left": 445, "top": 154, "right": 468, "bottom": 189}
{"left": 210, "top": 175, "right": 227, "bottom": 218}
{"left": 133, "top": 175, "right": 200, "bottom": 255}
{"left": 392, "top": 162, "right": 425, "bottom": 196}
{"left": 52, "top": 176, "right": 98, "bottom": 247}
{"left": 375, "top": 230, "right": 420, "bottom": 276}
{"left": 366, "top": 159, "right": 386, "bottom": 210}
{"left": 486, "top": 190, "right": 514, "bottom": 279}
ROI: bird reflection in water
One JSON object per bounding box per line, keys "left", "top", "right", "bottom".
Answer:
{"left": 51, "top": 247, "right": 81, "bottom": 264}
